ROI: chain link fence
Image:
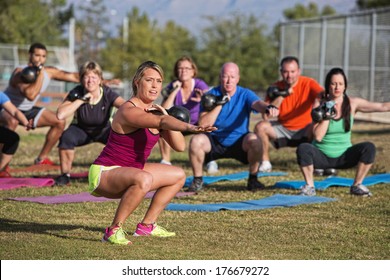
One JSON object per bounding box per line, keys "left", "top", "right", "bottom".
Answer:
{"left": 279, "top": 7, "right": 390, "bottom": 123}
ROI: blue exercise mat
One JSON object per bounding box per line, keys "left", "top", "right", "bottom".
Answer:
{"left": 165, "top": 194, "right": 336, "bottom": 212}
{"left": 274, "top": 173, "right": 390, "bottom": 190}
{"left": 184, "top": 171, "right": 287, "bottom": 187}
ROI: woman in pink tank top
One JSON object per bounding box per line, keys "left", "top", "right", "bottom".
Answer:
{"left": 89, "top": 61, "right": 216, "bottom": 245}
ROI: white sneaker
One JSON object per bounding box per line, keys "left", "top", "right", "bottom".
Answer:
{"left": 259, "top": 161, "right": 272, "bottom": 172}
{"left": 299, "top": 185, "right": 316, "bottom": 196}
{"left": 160, "top": 159, "right": 172, "bottom": 165}
{"left": 206, "top": 161, "right": 218, "bottom": 174}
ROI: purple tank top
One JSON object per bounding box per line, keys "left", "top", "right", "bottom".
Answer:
{"left": 93, "top": 127, "right": 160, "bottom": 169}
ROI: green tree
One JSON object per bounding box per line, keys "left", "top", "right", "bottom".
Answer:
{"left": 0, "top": 0, "right": 72, "bottom": 45}
{"left": 101, "top": 7, "right": 197, "bottom": 82}
{"left": 157, "top": 21, "right": 198, "bottom": 82}
{"left": 100, "top": 7, "right": 159, "bottom": 80}
{"left": 283, "top": 2, "right": 336, "bottom": 20}
{"left": 356, "top": 0, "right": 390, "bottom": 9}
{"left": 197, "top": 12, "right": 278, "bottom": 91}
{"left": 74, "top": 0, "right": 110, "bottom": 64}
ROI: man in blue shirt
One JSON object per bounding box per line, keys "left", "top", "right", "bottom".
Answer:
{"left": 188, "top": 62, "right": 276, "bottom": 192}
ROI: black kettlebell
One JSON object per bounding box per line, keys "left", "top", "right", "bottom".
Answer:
{"left": 167, "top": 106, "right": 191, "bottom": 123}
{"left": 311, "top": 106, "right": 325, "bottom": 123}
{"left": 67, "top": 90, "right": 90, "bottom": 102}
{"left": 20, "top": 65, "right": 42, "bottom": 83}
{"left": 201, "top": 94, "right": 217, "bottom": 111}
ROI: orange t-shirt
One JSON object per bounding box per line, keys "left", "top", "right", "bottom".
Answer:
{"left": 272, "top": 76, "right": 323, "bottom": 130}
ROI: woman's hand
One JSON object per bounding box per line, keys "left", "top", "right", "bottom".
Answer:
{"left": 191, "top": 88, "right": 208, "bottom": 103}
{"left": 145, "top": 104, "right": 169, "bottom": 115}
{"left": 188, "top": 124, "right": 217, "bottom": 133}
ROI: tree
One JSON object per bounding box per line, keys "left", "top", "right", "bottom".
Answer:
{"left": 100, "top": 7, "right": 160, "bottom": 80}
{"left": 0, "top": 0, "right": 72, "bottom": 45}
{"left": 356, "top": 0, "right": 390, "bottom": 9}
{"left": 197, "top": 12, "right": 278, "bottom": 91}
{"left": 74, "top": 0, "right": 110, "bottom": 64}
{"left": 283, "top": 2, "right": 336, "bottom": 21}
{"left": 101, "top": 7, "right": 197, "bottom": 82}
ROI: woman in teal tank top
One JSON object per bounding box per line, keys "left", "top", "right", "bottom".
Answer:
{"left": 296, "top": 68, "right": 390, "bottom": 197}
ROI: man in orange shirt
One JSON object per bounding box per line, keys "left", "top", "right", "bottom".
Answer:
{"left": 254, "top": 56, "right": 324, "bottom": 172}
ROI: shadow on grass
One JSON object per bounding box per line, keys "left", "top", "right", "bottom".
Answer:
{"left": 0, "top": 217, "right": 102, "bottom": 242}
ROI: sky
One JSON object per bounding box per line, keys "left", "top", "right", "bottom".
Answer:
{"left": 67, "top": 0, "right": 357, "bottom": 36}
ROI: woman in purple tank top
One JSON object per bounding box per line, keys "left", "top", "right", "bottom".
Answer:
{"left": 88, "top": 61, "right": 216, "bottom": 245}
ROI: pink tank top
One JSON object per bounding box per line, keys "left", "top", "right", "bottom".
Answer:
{"left": 93, "top": 127, "right": 160, "bottom": 169}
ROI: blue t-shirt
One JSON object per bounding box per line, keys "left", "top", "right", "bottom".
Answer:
{"left": 0, "top": 91, "right": 10, "bottom": 107}
{"left": 203, "top": 85, "right": 260, "bottom": 147}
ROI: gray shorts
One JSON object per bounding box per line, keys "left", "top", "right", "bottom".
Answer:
{"left": 271, "top": 121, "right": 312, "bottom": 148}
{"left": 21, "top": 106, "right": 45, "bottom": 128}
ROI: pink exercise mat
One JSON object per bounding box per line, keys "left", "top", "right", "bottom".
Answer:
{"left": 7, "top": 191, "right": 196, "bottom": 204}
{"left": 0, "top": 178, "right": 55, "bottom": 190}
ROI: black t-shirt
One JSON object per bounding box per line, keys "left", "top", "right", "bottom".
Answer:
{"left": 69, "top": 85, "right": 120, "bottom": 136}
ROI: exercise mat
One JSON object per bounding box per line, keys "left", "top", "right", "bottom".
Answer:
{"left": 7, "top": 191, "right": 196, "bottom": 204}
{"left": 184, "top": 171, "right": 287, "bottom": 187}
{"left": 0, "top": 177, "right": 55, "bottom": 190}
{"left": 274, "top": 173, "right": 390, "bottom": 190}
{"left": 165, "top": 194, "right": 336, "bottom": 212}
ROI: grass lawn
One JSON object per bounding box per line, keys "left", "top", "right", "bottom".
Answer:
{"left": 0, "top": 117, "right": 389, "bottom": 260}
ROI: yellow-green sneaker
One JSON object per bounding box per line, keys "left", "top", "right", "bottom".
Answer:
{"left": 102, "top": 225, "right": 132, "bottom": 245}
{"left": 133, "top": 223, "right": 176, "bottom": 237}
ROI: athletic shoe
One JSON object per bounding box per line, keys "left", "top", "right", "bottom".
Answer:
{"left": 314, "top": 169, "right": 324, "bottom": 176}
{"left": 300, "top": 185, "right": 316, "bottom": 196}
{"left": 187, "top": 178, "right": 203, "bottom": 192}
{"left": 133, "top": 223, "right": 176, "bottom": 237}
{"left": 0, "top": 170, "right": 12, "bottom": 178}
{"left": 160, "top": 159, "right": 172, "bottom": 165}
{"left": 314, "top": 168, "right": 338, "bottom": 176}
{"left": 55, "top": 174, "right": 70, "bottom": 186}
{"left": 324, "top": 168, "right": 337, "bottom": 176}
{"left": 34, "top": 157, "right": 55, "bottom": 165}
{"left": 102, "top": 225, "right": 132, "bottom": 245}
{"left": 247, "top": 179, "right": 265, "bottom": 191}
{"left": 259, "top": 161, "right": 272, "bottom": 172}
{"left": 206, "top": 161, "right": 219, "bottom": 173}
{"left": 350, "top": 184, "right": 372, "bottom": 197}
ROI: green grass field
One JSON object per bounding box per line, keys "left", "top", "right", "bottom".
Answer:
{"left": 0, "top": 119, "right": 389, "bottom": 260}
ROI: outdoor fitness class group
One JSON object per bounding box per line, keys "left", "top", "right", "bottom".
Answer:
{"left": 1, "top": 42, "right": 390, "bottom": 245}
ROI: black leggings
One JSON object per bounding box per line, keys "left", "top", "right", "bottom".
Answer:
{"left": 296, "top": 142, "right": 376, "bottom": 169}
{"left": 0, "top": 126, "right": 19, "bottom": 155}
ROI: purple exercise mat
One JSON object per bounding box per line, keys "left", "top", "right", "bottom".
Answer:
{"left": 8, "top": 191, "right": 196, "bottom": 204}
{"left": 0, "top": 178, "right": 55, "bottom": 190}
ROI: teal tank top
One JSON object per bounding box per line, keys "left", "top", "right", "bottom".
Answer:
{"left": 313, "top": 116, "right": 353, "bottom": 158}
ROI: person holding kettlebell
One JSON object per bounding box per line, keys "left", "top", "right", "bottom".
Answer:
{"left": 0, "top": 91, "right": 34, "bottom": 177}
{"left": 88, "top": 61, "right": 216, "bottom": 245}
{"left": 157, "top": 56, "right": 220, "bottom": 172}
{"left": 254, "top": 56, "right": 324, "bottom": 173}
{"left": 0, "top": 43, "right": 120, "bottom": 166}
{"left": 296, "top": 67, "right": 390, "bottom": 197}
{"left": 188, "top": 62, "right": 272, "bottom": 192}
{"left": 54, "top": 61, "right": 125, "bottom": 186}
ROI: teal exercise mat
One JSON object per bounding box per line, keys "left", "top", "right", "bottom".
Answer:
{"left": 274, "top": 173, "right": 390, "bottom": 190}
{"left": 184, "top": 171, "right": 287, "bottom": 187}
{"left": 165, "top": 194, "right": 336, "bottom": 212}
